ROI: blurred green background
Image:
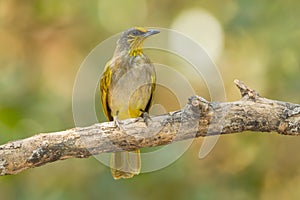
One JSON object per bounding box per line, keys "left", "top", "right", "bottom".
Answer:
{"left": 1, "top": 0, "right": 300, "bottom": 199}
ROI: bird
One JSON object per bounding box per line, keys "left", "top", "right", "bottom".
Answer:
{"left": 99, "top": 27, "right": 159, "bottom": 179}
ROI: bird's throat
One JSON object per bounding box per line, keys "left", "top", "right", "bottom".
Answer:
{"left": 129, "top": 39, "right": 144, "bottom": 57}
{"left": 129, "top": 48, "right": 143, "bottom": 57}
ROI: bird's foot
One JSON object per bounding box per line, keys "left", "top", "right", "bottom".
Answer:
{"left": 142, "top": 112, "right": 152, "bottom": 126}
{"left": 114, "top": 112, "right": 124, "bottom": 131}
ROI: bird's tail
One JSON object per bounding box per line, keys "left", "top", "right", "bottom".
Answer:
{"left": 110, "top": 150, "right": 141, "bottom": 179}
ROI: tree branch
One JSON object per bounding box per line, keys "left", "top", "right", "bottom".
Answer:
{"left": 0, "top": 80, "right": 299, "bottom": 176}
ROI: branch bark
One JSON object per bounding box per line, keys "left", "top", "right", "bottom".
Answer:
{"left": 0, "top": 80, "right": 299, "bottom": 176}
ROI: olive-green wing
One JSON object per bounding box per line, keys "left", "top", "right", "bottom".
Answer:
{"left": 144, "top": 74, "right": 156, "bottom": 113}
{"left": 100, "top": 62, "right": 113, "bottom": 121}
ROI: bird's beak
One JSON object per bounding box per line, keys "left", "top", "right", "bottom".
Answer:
{"left": 144, "top": 29, "right": 160, "bottom": 37}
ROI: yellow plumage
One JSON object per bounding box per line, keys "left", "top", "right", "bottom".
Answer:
{"left": 100, "top": 27, "right": 159, "bottom": 179}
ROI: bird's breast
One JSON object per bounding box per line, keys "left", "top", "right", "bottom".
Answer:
{"left": 108, "top": 55, "right": 155, "bottom": 119}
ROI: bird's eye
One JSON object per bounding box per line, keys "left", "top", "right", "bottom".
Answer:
{"left": 131, "top": 30, "right": 139, "bottom": 36}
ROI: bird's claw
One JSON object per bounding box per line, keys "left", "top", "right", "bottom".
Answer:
{"left": 114, "top": 114, "right": 124, "bottom": 131}
{"left": 142, "top": 112, "right": 152, "bottom": 126}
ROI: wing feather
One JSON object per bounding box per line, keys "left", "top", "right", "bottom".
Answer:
{"left": 144, "top": 73, "right": 156, "bottom": 113}
{"left": 100, "top": 62, "right": 113, "bottom": 121}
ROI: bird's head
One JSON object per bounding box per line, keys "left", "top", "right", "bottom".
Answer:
{"left": 116, "top": 27, "right": 160, "bottom": 56}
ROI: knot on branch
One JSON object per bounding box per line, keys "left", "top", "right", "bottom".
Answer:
{"left": 184, "top": 96, "right": 210, "bottom": 118}
{"left": 234, "top": 79, "right": 260, "bottom": 100}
